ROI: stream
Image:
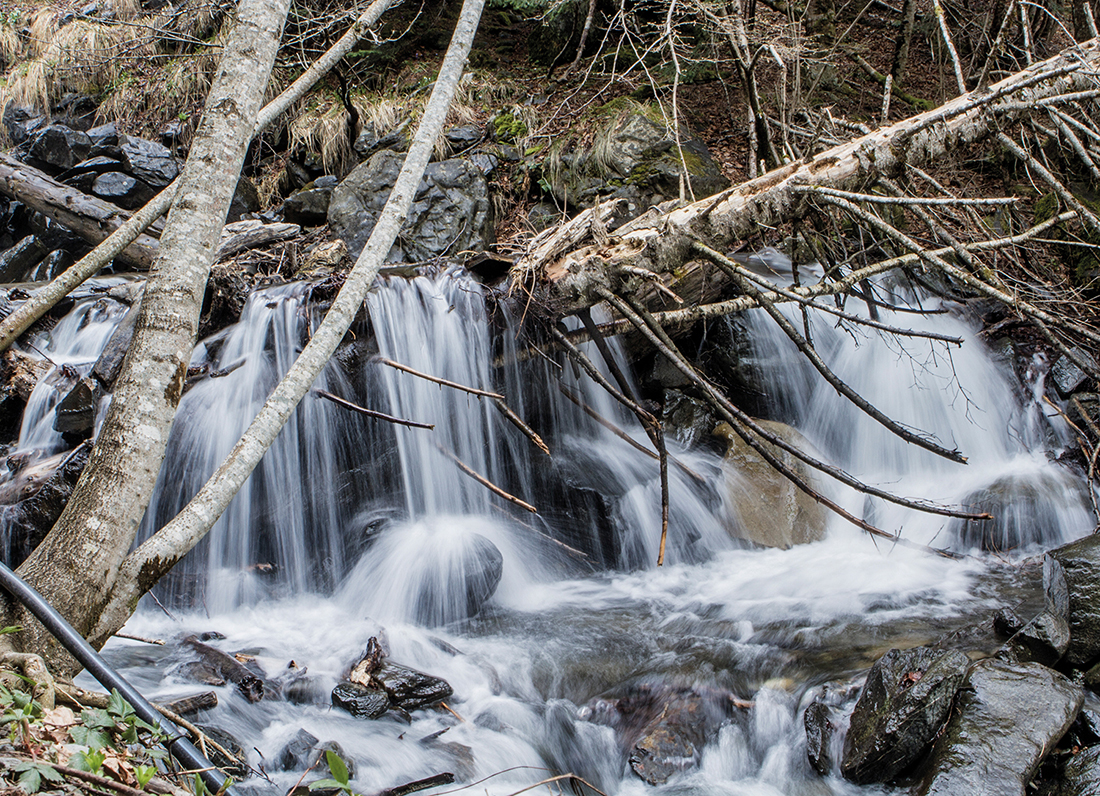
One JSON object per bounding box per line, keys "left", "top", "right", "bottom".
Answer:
{"left": 6, "top": 262, "right": 1095, "bottom": 795}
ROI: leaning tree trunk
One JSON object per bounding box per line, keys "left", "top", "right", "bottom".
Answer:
{"left": 3, "top": 0, "right": 293, "bottom": 676}
{"left": 89, "top": 0, "right": 489, "bottom": 647}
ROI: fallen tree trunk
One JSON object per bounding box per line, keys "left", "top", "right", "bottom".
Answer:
{"left": 520, "top": 37, "right": 1100, "bottom": 313}
{"left": 0, "top": 155, "right": 162, "bottom": 269}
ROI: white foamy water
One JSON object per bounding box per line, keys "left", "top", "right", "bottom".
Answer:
{"left": 51, "top": 263, "right": 1090, "bottom": 795}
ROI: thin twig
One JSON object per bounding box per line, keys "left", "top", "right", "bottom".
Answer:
{"left": 436, "top": 445, "right": 537, "bottom": 513}
{"left": 378, "top": 357, "right": 504, "bottom": 399}
{"left": 314, "top": 389, "right": 434, "bottom": 429}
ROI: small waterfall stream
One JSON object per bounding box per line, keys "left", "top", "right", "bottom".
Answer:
{"left": 13, "top": 263, "right": 1090, "bottom": 795}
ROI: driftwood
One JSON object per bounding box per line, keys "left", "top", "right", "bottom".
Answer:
{"left": 159, "top": 690, "right": 218, "bottom": 716}
{"left": 179, "top": 636, "right": 265, "bottom": 703}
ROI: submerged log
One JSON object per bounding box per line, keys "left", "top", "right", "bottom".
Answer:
{"left": 179, "top": 636, "right": 265, "bottom": 702}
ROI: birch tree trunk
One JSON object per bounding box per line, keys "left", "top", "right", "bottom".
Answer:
{"left": 3, "top": 0, "right": 292, "bottom": 675}
{"left": 89, "top": 0, "right": 488, "bottom": 646}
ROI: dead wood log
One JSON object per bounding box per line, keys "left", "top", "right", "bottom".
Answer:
{"left": 518, "top": 37, "right": 1100, "bottom": 313}
{"left": 0, "top": 155, "right": 162, "bottom": 269}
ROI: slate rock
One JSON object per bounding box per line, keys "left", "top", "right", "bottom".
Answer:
{"left": 443, "top": 125, "right": 482, "bottom": 155}
{"left": 1052, "top": 347, "right": 1098, "bottom": 396}
{"left": 840, "top": 645, "right": 970, "bottom": 784}
{"left": 282, "top": 176, "right": 338, "bottom": 226}
{"left": 3, "top": 105, "right": 46, "bottom": 144}
{"left": 277, "top": 729, "right": 319, "bottom": 770}
{"left": 1002, "top": 609, "right": 1070, "bottom": 666}
{"left": 374, "top": 662, "right": 452, "bottom": 710}
{"left": 30, "top": 125, "right": 92, "bottom": 170}
{"left": 331, "top": 681, "right": 389, "bottom": 719}
{"left": 0, "top": 235, "right": 46, "bottom": 283}
{"left": 804, "top": 698, "right": 839, "bottom": 775}
{"left": 329, "top": 150, "right": 492, "bottom": 263}
{"left": 1063, "top": 746, "right": 1100, "bottom": 796}
{"left": 85, "top": 122, "right": 118, "bottom": 147}
{"left": 994, "top": 606, "right": 1026, "bottom": 639}
{"left": 118, "top": 134, "right": 179, "bottom": 187}
{"left": 914, "top": 658, "right": 1083, "bottom": 796}
{"left": 353, "top": 121, "right": 409, "bottom": 158}
{"left": 53, "top": 377, "right": 98, "bottom": 435}
{"left": 1051, "top": 534, "right": 1100, "bottom": 668}
{"left": 92, "top": 172, "right": 156, "bottom": 210}
{"left": 65, "top": 155, "right": 124, "bottom": 176}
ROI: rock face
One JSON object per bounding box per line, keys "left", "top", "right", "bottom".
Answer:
{"left": 328, "top": 149, "right": 492, "bottom": 263}
{"left": 1051, "top": 534, "right": 1100, "bottom": 668}
{"left": 542, "top": 102, "right": 729, "bottom": 221}
{"left": 840, "top": 646, "right": 969, "bottom": 784}
{"left": 713, "top": 420, "right": 828, "bottom": 548}
{"left": 1062, "top": 746, "right": 1100, "bottom": 796}
{"left": 914, "top": 658, "right": 1083, "bottom": 796}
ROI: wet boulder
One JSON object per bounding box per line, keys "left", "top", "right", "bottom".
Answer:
{"left": 277, "top": 730, "right": 357, "bottom": 779}
{"left": 1061, "top": 746, "right": 1100, "bottom": 796}
{"left": 375, "top": 662, "right": 453, "bottom": 711}
{"left": 118, "top": 134, "right": 179, "bottom": 187}
{"left": 92, "top": 172, "right": 158, "bottom": 210}
{"left": 30, "top": 125, "right": 91, "bottom": 170}
{"left": 53, "top": 377, "right": 99, "bottom": 435}
{"left": 331, "top": 681, "right": 389, "bottom": 719}
{"left": 951, "top": 471, "right": 1087, "bottom": 553}
{"left": 713, "top": 420, "right": 828, "bottom": 549}
{"left": 179, "top": 636, "right": 265, "bottom": 702}
{"left": 1001, "top": 554, "right": 1071, "bottom": 666}
{"left": 0, "top": 235, "right": 47, "bottom": 282}
{"left": 3, "top": 105, "right": 46, "bottom": 144}
{"left": 914, "top": 659, "right": 1083, "bottom": 796}
{"left": 804, "top": 697, "right": 841, "bottom": 775}
{"left": 840, "top": 646, "right": 969, "bottom": 784}
{"left": 628, "top": 691, "right": 711, "bottom": 785}
{"left": 1051, "top": 534, "right": 1100, "bottom": 668}
{"left": 328, "top": 149, "right": 492, "bottom": 263}
{"left": 412, "top": 532, "right": 503, "bottom": 625}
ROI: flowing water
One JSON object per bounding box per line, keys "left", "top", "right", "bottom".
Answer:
{"left": 19, "top": 263, "right": 1092, "bottom": 795}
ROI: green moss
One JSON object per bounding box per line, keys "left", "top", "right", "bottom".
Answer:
{"left": 1033, "top": 192, "right": 1059, "bottom": 225}
{"left": 492, "top": 112, "right": 527, "bottom": 142}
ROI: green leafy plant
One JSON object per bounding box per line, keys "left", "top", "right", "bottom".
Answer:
{"left": 11, "top": 761, "right": 62, "bottom": 794}
{"left": 308, "top": 751, "right": 355, "bottom": 795}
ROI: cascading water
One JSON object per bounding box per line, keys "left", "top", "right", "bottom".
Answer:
{"left": 40, "top": 262, "right": 1091, "bottom": 795}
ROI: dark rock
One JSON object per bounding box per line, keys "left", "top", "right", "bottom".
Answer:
{"left": 282, "top": 674, "right": 327, "bottom": 706}
{"left": 951, "top": 471, "right": 1088, "bottom": 553}
{"left": 3, "top": 105, "right": 46, "bottom": 144}
{"left": 661, "top": 389, "right": 718, "bottom": 449}
{"left": 92, "top": 172, "right": 156, "bottom": 210}
{"left": 527, "top": 202, "right": 562, "bottom": 233}
{"left": 92, "top": 300, "right": 140, "bottom": 389}
{"left": 0, "top": 236, "right": 46, "bottom": 283}
{"left": 64, "top": 155, "right": 125, "bottom": 176}
{"left": 276, "top": 729, "right": 319, "bottom": 770}
{"left": 1051, "top": 534, "right": 1100, "bottom": 668}
{"left": 0, "top": 442, "right": 90, "bottom": 565}
{"left": 329, "top": 150, "right": 493, "bottom": 263}
{"left": 804, "top": 698, "right": 840, "bottom": 775}
{"left": 194, "top": 724, "right": 250, "bottom": 781}
{"left": 85, "top": 123, "right": 118, "bottom": 147}
{"left": 353, "top": 121, "right": 410, "bottom": 158}
{"left": 282, "top": 160, "right": 313, "bottom": 191}
{"left": 1062, "top": 746, "right": 1100, "bottom": 796}
{"left": 443, "top": 125, "right": 482, "bottom": 155}
{"left": 468, "top": 151, "right": 498, "bottom": 176}
{"left": 53, "top": 94, "right": 96, "bottom": 130}
{"left": 840, "top": 646, "right": 970, "bottom": 784}
{"left": 1001, "top": 609, "right": 1070, "bottom": 666}
{"left": 29, "top": 125, "right": 91, "bottom": 170}
{"left": 410, "top": 532, "right": 503, "bottom": 625}
{"left": 914, "top": 659, "right": 1083, "bottom": 796}
{"left": 27, "top": 250, "right": 70, "bottom": 282}
{"left": 118, "top": 134, "right": 179, "bottom": 187}
{"left": 228, "top": 176, "right": 260, "bottom": 223}
{"left": 311, "top": 742, "right": 356, "bottom": 780}
{"left": 52, "top": 377, "right": 98, "bottom": 435}
{"left": 626, "top": 689, "right": 731, "bottom": 785}
{"left": 180, "top": 636, "right": 265, "bottom": 702}
{"left": 375, "top": 662, "right": 452, "bottom": 710}
{"left": 331, "top": 681, "right": 389, "bottom": 719}
{"left": 282, "top": 177, "right": 338, "bottom": 226}
{"left": 64, "top": 171, "right": 98, "bottom": 193}
{"left": 994, "top": 606, "right": 1026, "bottom": 639}
{"left": 1052, "top": 347, "right": 1097, "bottom": 396}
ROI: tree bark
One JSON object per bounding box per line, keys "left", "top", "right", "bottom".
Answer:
{"left": 5, "top": 0, "right": 293, "bottom": 675}
{"left": 90, "top": 0, "right": 488, "bottom": 646}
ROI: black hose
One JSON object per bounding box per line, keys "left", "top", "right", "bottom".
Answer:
{"left": 0, "top": 562, "right": 234, "bottom": 796}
